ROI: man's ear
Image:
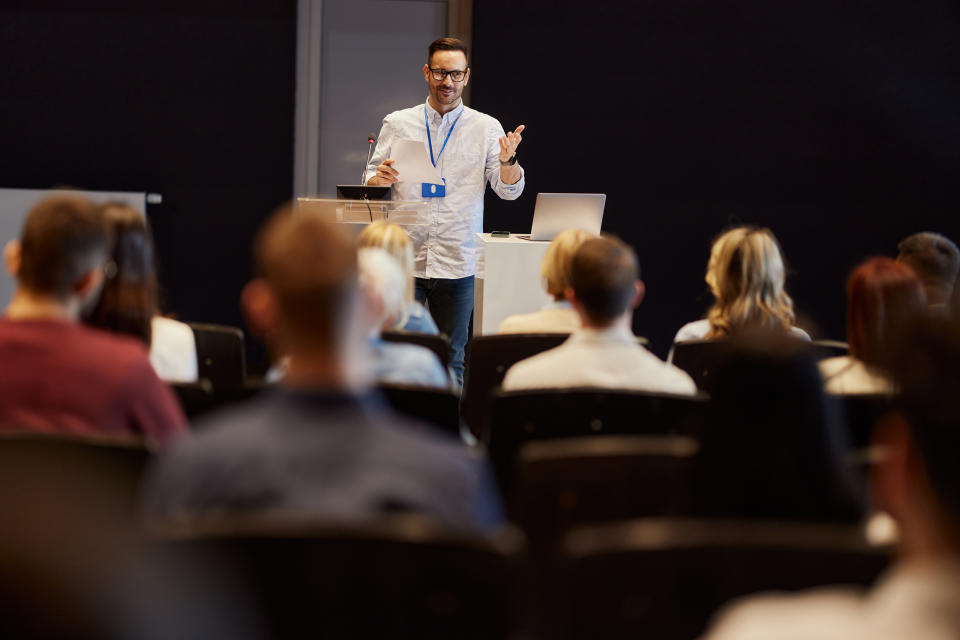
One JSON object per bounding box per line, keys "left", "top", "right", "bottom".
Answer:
{"left": 74, "top": 267, "right": 103, "bottom": 300}
{"left": 463, "top": 67, "right": 471, "bottom": 87}
{"left": 423, "top": 63, "right": 431, "bottom": 83}
{"left": 242, "top": 279, "right": 278, "bottom": 338}
{"left": 4, "top": 240, "right": 21, "bottom": 278}
{"left": 632, "top": 280, "right": 646, "bottom": 308}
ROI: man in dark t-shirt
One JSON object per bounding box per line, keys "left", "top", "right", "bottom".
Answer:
{"left": 0, "top": 195, "right": 185, "bottom": 444}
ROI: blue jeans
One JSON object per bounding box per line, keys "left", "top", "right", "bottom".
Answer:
{"left": 415, "top": 276, "right": 474, "bottom": 386}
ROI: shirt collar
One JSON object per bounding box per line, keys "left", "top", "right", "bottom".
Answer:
{"left": 543, "top": 299, "right": 573, "bottom": 311}
{"left": 570, "top": 324, "right": 637, "bottom": 344}
{"left": 425, "top": 97, "right": 465, "bottom": 125}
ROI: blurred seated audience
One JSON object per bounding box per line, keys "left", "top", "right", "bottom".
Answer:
{"left": 693, "top": 331, "right": 863, "bottom": 522}
{"left": 502, "top": 235, "right": 696, "bottom": 394}
{"left": 143, "top": 207, "right": 501, "bottom": 532}
{"left": 819, "top": 258, "right": 926, "bottom": 394}
{"left": 705, "top": 316, "right": 960, "bottom": 639}
{"left": 357, "top": 221, "right": 438, "bottom": 334}
{"left": 358, "top": 248, "right": 451, "bottom": 388}
{"left": 83, "top": 202, "right": 198, "bottom": 383}
{"left": 671, "top": 227, "right": 808, "bottom": 358}
{"left": 896, "top": 231, "right": 959, "bottom": 313}
{"left": 0, "top": 195, "right": 186, "bottom": 444}
{"left": 498, "top": 228, "right": 594, "bottom": 334}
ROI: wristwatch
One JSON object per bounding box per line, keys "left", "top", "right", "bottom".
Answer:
{"left": 500, "top": 153, "right": 518, "bottom": 166}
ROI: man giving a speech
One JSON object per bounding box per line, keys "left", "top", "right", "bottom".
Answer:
{"left": 366, "top": 37, "right": 526, "bottom": 385}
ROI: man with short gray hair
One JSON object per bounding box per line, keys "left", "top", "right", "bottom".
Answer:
{"left": 897, "top": 231, "right": 960, "bottom": 309}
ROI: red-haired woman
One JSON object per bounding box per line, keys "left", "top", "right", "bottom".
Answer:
{"left": 819, "top": 257, "right": 926, "bottom": 394}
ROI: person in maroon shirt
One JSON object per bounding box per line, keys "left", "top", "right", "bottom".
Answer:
{"left": 0, "top": 194, "right": 186, "bottom": 445}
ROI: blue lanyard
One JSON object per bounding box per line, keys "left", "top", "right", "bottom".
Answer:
{"left": 424, "top": 105, "right": 461, "bottom": 168}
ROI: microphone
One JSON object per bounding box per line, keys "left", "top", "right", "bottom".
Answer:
{"left": 361, "top": 133, "right": 376, "bottom": 185}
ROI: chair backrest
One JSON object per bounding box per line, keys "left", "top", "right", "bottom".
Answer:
{"left": 837, "top": 392, "right": 896, "bottom": 448}
{"left": 669, "top": 339, "right": 736, "bottom": 393}
{"left": 171, "top": 379, "right": 216, "bottom": 419}
{"left": 550, "top": 518, "right": 889, "bottom": 640}
{"left": 461, "top": 333, "right": 570, "bottom": 436}
{"left": 189, "top": 323, "right": 246, "bottom": 394}
{"left": 810, "top": 339, "right": 850, "bottom": 361}
{"left": 511, "top": 435, "right": 699, "bottom": 539}
{"left": 376, "top": 383, "right": 462, "bottom": 437}
{"left": 147, "top": 515, "right": 522, "bottom": 639}
{"left": 381, "top": 330, "right": 451, "bottom": 369}
{"left": 488, "top": 388, "right": 708, "bottom": 490}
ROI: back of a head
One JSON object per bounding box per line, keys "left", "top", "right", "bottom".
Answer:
{"left": 541, "top": 228, "right": 594, "bottom": 300}
{"left": 83, "top": 203, "right": 158, "bottom": 345}
{"left": 569, "top": 235, "right": 638, "bottom": 324}
{"left": 694, "top": 331, "right": 862, "bottom": 521}
{"left": 255, "top": 208, "right": 357, "bottom": 348}
{"left": 17, "top": 195, "right": 109, "bottom": 300}
{"left": 846, "top": 257, "right": 926, "bottom": 367}
{"left": 897, "top": 232, "right": 960, "bottom": 303}
{"left": 705, "top": 226, "right": 795, "bottom": 337}
{"left": 356, "top": 221, "right": 415, "bottom": 303}
{"left": 891, "top": 314, "right": 960, "bottom": 533}
{"left": 357, "top": 247, "right": 407, "bottom": 331}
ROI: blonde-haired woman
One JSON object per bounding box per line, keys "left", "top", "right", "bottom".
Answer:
{"left": 498, "top": 228, "right": 594, "bottom": 333}
{"left": 357, "top": 221, "right": 439, "bottom": 335}
{"left": 672, "top": 226, "right": 809, "bottom": 350}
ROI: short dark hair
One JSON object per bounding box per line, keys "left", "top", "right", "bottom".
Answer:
{"left": 83, "top": 203, "right": 158, "bottom": 345}
{"left": 897, "top": 232, "right": 960, "bottom": 293}
{"left": 891, "top": 315, "right": 960, "bottom": 530}
{"left": 569, "top": 235, "right": 639, "bottom": 323}
{"left": 254, "top": 205, "right": 357, "bottom": 347}
{"left": 428, "top": 37, "right": 468, "bottom": 65}
{"left": 18, "top": 194, "right": 109, "bottom": 300}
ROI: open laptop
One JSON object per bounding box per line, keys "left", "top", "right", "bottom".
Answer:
{"left": 516, "top": 193, "right": 606, "bottom": 241}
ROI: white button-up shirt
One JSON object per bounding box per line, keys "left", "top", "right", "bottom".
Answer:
{"left": 365, "top": 99, "right": 525, "bottom": 279}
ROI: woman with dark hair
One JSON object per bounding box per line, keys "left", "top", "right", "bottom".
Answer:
{"left": 819, "top": 257, "right": 926, "bottom": 394}
{"left": 84, "top": 203, "right": 197, "bottom": 382}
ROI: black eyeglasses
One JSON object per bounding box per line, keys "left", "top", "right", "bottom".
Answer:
{"left": 429, "top": 67, "right": 468, "bottom": 82}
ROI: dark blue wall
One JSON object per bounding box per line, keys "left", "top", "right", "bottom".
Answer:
{"left": 472, "top": 1, "right": 960, "bottom": 356}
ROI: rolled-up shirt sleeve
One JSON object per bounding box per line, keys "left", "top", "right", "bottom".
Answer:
{"left": 484, "top": 121, "right": 525, "bottom": 200}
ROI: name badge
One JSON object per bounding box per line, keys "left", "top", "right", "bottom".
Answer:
{"left": 422, "top": 180, "right": 446, "bottom": 198}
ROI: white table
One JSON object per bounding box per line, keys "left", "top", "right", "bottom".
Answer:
{"left": 473, "top": 233, "right": 553, "bottom": 335}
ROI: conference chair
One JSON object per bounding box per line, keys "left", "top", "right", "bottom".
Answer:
{"left": 836, "top": 392, "right": 896, "bottom": 449}
{"left": 0, "top": 435, "right": 153, "bottom": 639}
{"left": 810, "top": 339, "right": 850, "bottom": 361}
{"left": 189, "top": 322, "right": 247, "bottom": 395}
{"left": 547, "top": 518, "right": 890, "bottom": 640}
{"left": 146, "top": 514, "right": 523, "bottom": 639}
{"left": 171, "top": 379, "right": 216, "bottom": 419}
{"left": 382, "top": 330, "right": 452, "bottom": 369}
{"left": 376, "top": 382, "right": 462, "bottom": 437}
{"left": 510, "top": 435, "right": 699, "bottom": 540}
{"left": 487, "top": 387, "right": 709, "bottom": 490}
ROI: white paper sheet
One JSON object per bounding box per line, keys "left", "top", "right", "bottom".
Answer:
{"left": 392, "top": 139, "right": 444, "bottom": 184}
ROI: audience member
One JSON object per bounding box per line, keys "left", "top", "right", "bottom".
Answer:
{"left": 358, "top": 247, "right": 451, "bottom": 388}
{"left": 705, "top": 315, "right": 960, "bottom": 639}
{"left": 143, "top": 207, "right": 501, "bottom": 532}
{"left": 693, "top": 330, "right": 863, "bottom": 522}
{"left": 671, "top": 227, "right": 808, "bottom": 358}
{"left": 0, "top": 195, "right": 186, "bottom": 444}
{"left": 502, "top": 235, "right": 696, "bottom": 394}
{"left": 896, "top": 231, "right": 959, "bottom": 311}
{"left": 357, "top": 221, "right": 439, "bottom": 334}
{"left": 498, "top": 228, "right": 594, "bottom": 334}
{"left": 819, "top": 258, "right": 926, "bottom": 394}
{"left": 83, "top": 202, "right": 198, "bottom": 383}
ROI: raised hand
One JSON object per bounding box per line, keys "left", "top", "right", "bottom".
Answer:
{"left": 498, "top": 124, "right": 525, "bottom": 163}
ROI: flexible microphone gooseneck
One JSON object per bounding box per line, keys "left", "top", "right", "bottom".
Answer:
{"left": 362, "top": 133, "right": 377, "bottom": 222}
